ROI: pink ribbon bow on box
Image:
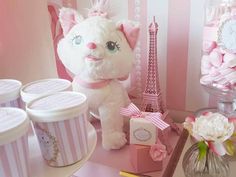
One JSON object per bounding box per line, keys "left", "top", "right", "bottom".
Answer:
{"left": 120, "top": 103, "right": 169, "bottom": 130}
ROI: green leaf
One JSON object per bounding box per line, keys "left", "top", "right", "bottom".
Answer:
{"left": 225, "top": 140, "right": 235, "bottom": 156}
{"left": 198, "top": 141, "right": 208, "bottom": 160}
{"left": 231, "top": 132, "right": 236, "bottom": 137}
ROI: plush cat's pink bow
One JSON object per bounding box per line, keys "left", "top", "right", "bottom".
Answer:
{"left": 120, "top": 103, "right": 169, "bottom": 130}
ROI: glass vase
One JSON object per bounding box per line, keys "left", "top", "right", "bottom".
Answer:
{"left": 182, "top": 143, "right": 230, "bottom": 177}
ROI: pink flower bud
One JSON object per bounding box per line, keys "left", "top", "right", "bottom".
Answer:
{"left": 149, "top": 143, "right": 167, "bottom": 161}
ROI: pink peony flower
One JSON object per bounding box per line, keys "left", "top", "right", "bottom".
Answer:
{"left": 149, "top": 143, "right": 167, "bottom": 161}
{"left": 183, "top": 116, "right": 195, "bottom": 135}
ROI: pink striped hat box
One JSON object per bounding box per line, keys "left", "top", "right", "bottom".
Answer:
{"left": 0, "top": 79, "right": 22, "bottom": 108}
{"left": 26, "top": 91, "right": 89, "bottom": 167}
{"left": 0, "top": 107, "right": 30, "bottom": 177}
{"left": 20, "top": 78, "right": 72, "bottom": 105}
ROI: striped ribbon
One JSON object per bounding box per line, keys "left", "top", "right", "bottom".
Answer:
{"left": 120, "top": 103, "right": 169, "bottom": 130}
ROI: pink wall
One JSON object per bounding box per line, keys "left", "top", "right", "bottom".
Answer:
{"left": 0, "top": 0, "right": 58, "bottom": 84}
{"left": 166, "top": 0, "right": 191, "bottom": 111}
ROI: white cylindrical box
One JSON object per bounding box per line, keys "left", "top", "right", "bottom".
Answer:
{"left": 0, "top": 79, "right": 22, "bottom": 108}
{"left": 26, "top": 91, "right": 89, "bottom": 167}
{"left": 20, "top": 78, "right": 72, "bottom": 105}
{"left": 0, "top": 107, "right": 30, "bottom": 177}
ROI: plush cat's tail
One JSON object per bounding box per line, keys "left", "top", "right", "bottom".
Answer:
{"left": 88, "top": 0, "right": 110, "bottom": 18}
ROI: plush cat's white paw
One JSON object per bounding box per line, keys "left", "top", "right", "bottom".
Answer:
{"left": 102, "top": 131, "right": 127, "bottom": 150}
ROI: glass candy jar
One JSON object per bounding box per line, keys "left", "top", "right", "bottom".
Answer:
{"left": 200, "top": 0, "right": 236, "bottom": 116}
{"left": 182, "top": 143, "right": 230, "bottom": 177}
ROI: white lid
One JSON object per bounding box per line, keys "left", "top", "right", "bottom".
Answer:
{"left": 26, "top": 91, "right": 88, "bottom": 122}
{"left": 21, "top": 78, "right": 72, "bottom": 103}
{"left": 0, "top": 107, "right": 29, "bottom": 145}
{"left": 0, "top": 79, "right": 22, "bottom": 104}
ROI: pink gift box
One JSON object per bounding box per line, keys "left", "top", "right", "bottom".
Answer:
{"left": 130, "top": 144, "right": 163, "bottom": 173}
{"left": 0, "top": 108, "right": 30, "bottom": 177}
{"left": 0, "top": 79, "right": 22, "bottom": 108}
{"left": 27, "top": 91, "right": 89, "bottom": 167}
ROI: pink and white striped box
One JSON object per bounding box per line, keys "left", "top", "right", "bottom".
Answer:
{"left": 26, "top": 91, "right": 89, "bottom": 167}
{"left": 20, "top": 78, "right": 72, "bottom": 106}
{"left": 0, "top": 107, "right": 30, "bottom": 177}
{"left": 0, "top": 79, "right": 22, "bottom": 108}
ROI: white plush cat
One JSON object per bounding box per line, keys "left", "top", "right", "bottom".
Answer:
{"left": 57, "top": 5, "right": 139, "bottom": 150}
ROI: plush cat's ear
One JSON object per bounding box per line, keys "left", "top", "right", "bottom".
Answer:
{"left": 59, "top": 7, "right": 83, "bottom": 36}
{"left": 117, "top": 21, "right": 140, "bottom": 50}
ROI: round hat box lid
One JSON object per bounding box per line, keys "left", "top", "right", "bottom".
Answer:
{"left": 27, "top": 91, "right": 88, "bottom": 123}
{"left": 0, "top": 107, "right": 29, "bottom": 145}
{"left": 21, "top": 78, "right": 72, "bottom": 103}
{"left": 0, "top": 79, "right": 22, "bottom": 104}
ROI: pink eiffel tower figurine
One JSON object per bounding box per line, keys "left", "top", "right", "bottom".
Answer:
{"left": 141, "top": 16, "right": 165, "bottom": 113}
{"left": 141, "top": 17, "right": 180, "bottom": 153}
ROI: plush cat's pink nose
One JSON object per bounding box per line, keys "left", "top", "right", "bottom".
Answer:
{"left": 87, "top": 42, "right": 97, "bottom": 49}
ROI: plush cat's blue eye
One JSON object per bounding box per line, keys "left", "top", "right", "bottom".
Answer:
{"left": 72, "top": 35, "right": 83, "bottom": 46}
{"left": 106, "top": 41, "right": 120, "bottom": 53}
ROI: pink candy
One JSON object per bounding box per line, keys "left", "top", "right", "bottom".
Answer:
{"left": 209, "top": 49, "right": 223, "bottom": 67}
{"left": 201, "top": 46, "right": 236, "bottom": 90}
{"left": 202, "top": 41, "right": 217, "bottom": 53}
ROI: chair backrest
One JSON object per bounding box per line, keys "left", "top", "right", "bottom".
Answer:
{"left": 48, "top": 3, "right": 72, "bottom": 81}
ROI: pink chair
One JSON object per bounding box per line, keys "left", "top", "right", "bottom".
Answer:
{"left": 48, "top": 3, "right": 72, "bottom": 81}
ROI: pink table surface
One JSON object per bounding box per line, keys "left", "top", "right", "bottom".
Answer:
{"left": 72, "top": 120, "right": 188, "bottom": 177}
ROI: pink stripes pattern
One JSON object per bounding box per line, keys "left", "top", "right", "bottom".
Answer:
{"left": 120, "top": 102, "right": 140, "bottom": 117}
{"left": 120, "top": 103, "right": 169, "bottom": 130}
{"left": 0, "top": 135, "right": 29, "bottom": 177}
{"left": 166, "top": 0, "right": 191, "bottom": 110}
{"left": 0, "top": 97, "right": 22, "bottom": 108}
{"left": 145, "top": 115, "right": 169, "bottom": 130}
{"left": 34, "top": 113, "right": 88, "bottom": 167}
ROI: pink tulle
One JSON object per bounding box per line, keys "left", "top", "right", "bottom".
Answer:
{"left": 88, "top": 0, "right": 109, "bottom": 18}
